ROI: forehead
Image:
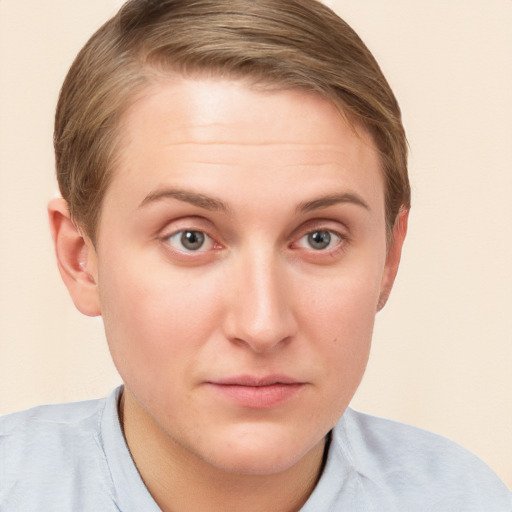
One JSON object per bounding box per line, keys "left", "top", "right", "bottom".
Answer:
{"left": 119, "top": 76, "right": 371, "bottom": 148}
{"left": 105, "top": 77, "right": 384, "bottom": 216}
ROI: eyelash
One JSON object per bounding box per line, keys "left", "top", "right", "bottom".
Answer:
{"left": 165, "top": 229, "right": 217, "bottom": 253}
{"left": 160, "top": 224, "right": 348, "bottom": 259}
{"left": 294, "top": 229, "right": 344, "bottom": 252}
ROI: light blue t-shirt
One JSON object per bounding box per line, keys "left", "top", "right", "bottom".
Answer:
{"left": 1, "top": 387, "right": 510, "bottom": 511}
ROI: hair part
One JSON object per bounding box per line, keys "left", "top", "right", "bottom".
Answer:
{"left": 55, "top": 0, "right": 410, "bottom": 243}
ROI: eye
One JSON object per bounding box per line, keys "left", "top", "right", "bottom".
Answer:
{"left": 296, "top": 230, "right": 342, "bottom": 251}
{"left": 165, "top": 230, "right": 214, "bottom": 252}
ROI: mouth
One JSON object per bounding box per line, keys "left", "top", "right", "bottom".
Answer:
{"left": 205, "top": 375, "right": 305, "bottom": 409}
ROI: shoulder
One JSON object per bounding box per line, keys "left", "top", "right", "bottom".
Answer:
{"left": 332, "top": 408, "right": 512, "bottom": 511}
{"left": 0, "top": 396, "right": 106, "bottom": 458}
{"left": 0, "top": 396, "right": 104, "bottom": 430}
{"left": 0, "top": 393, "right": 119, "bottom": 511}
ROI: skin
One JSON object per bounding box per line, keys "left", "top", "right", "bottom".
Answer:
{"left": 49, "top": 77, "right": 408, "bottom": 512}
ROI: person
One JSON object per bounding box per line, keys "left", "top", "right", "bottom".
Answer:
{"left": 0, "top": 0, "right": 510, "bottom": 510}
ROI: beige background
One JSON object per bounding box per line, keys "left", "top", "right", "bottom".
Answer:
{"left": 1, "top": 0, "right": 511, "bottom": 487}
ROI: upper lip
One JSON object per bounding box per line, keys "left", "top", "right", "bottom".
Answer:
{"left": 207, "top": 375, "right": 302, "bottom": 386}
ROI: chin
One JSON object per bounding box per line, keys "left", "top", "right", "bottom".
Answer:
{"left": 197, "top": 425, "right": 325, "bottom": 476}
{"left": 207, "top": 449, "right": 303, "bottom": 476}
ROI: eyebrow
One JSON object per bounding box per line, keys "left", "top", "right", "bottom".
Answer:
{"left": 139, "top": 188, "right": 230, "bottom": 212}
{"left": 297, "top": 192, "right": 370, "bottom": 213}
{"left": 139, "top": 187, "right": 369, "bottom": 214}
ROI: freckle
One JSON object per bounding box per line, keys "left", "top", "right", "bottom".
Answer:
{"left": 332, "top": 337, "right": 338, "bottom": 344}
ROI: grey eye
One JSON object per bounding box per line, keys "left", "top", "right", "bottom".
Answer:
{"left": 180, "top": 231, "right": 205, "bottom": 250}
{"left": 307, "top": 230, "right": 332, "bottom": 250}
{"left": 166, "top": 230, "right": 213, "bottom": 252}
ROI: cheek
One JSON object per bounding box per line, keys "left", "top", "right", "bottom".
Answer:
{"left": 297, "top": 266, "right": 382, "bottom": 396}
{"left": 299, "top": 263, "right": 382, "bottom": 339}
{"left": 97, "top": 254, "right": 222, "bottom": 376}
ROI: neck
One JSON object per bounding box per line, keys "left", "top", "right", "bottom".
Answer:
{"left": 120, "top": 391, "right": 327, "bottom": 512}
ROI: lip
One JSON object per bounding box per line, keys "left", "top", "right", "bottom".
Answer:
{"left": 205, "top": 375, "right": 305, "bottom": 409}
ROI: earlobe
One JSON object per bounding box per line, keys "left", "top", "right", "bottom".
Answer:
{"left": 377, "top": 208, "right": 409, "bottom": 312}
{"left": 48, "top": 197, "right": 101, "bottom": 317}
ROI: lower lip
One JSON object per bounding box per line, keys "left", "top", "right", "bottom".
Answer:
{"left": 207, "top": 383, "right": 303, "bottom": 409}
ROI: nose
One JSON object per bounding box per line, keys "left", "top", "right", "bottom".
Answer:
{"left": 223, "top": 247, "right": 298, "bottom": 353}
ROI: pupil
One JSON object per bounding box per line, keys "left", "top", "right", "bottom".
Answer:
{"left": 308, "top": 231, "right": 331, "bottom": 250}
{"left": 181, "top": 231, "right": 205, "bottom": 250}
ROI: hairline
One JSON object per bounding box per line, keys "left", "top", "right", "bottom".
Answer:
{"left": 88, "top": 66, "right": 390, "bottom": 245}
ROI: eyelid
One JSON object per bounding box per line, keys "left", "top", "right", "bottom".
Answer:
{"left": 291, "top": 217, "right": 349, "bottom": 240}
{"left": 288, "top": 218, "right": 351, "bottom": 259}
{"left": 158, "top": 216, "right": 223, "bottom": 257}
{"left": 158, "top": 216, "right": 214, "bottom": 240}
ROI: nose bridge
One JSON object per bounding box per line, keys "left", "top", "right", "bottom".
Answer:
{"left": 226, "top": 244, "right": 296, "bottom": 352}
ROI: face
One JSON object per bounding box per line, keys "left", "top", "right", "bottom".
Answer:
{"left": 86, "top": 77, "right": 400, "bottom": 475}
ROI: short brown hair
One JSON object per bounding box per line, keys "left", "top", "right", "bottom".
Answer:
{"left": 54, "top": 0, "right": 410, "bottom": 242}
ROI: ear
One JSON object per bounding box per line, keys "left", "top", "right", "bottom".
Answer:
{"left": 377, "top": 208, "right": 409, "bottom": 311}
{"left": 48, "top": 197, "right": 101, "bottom": 317}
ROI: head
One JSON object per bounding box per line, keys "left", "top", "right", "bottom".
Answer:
{"left": 49, "top": 0, "right": 410, "bottom": 484}
{"left": 54, "top": 0, "right": 409, "bottom": 243}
